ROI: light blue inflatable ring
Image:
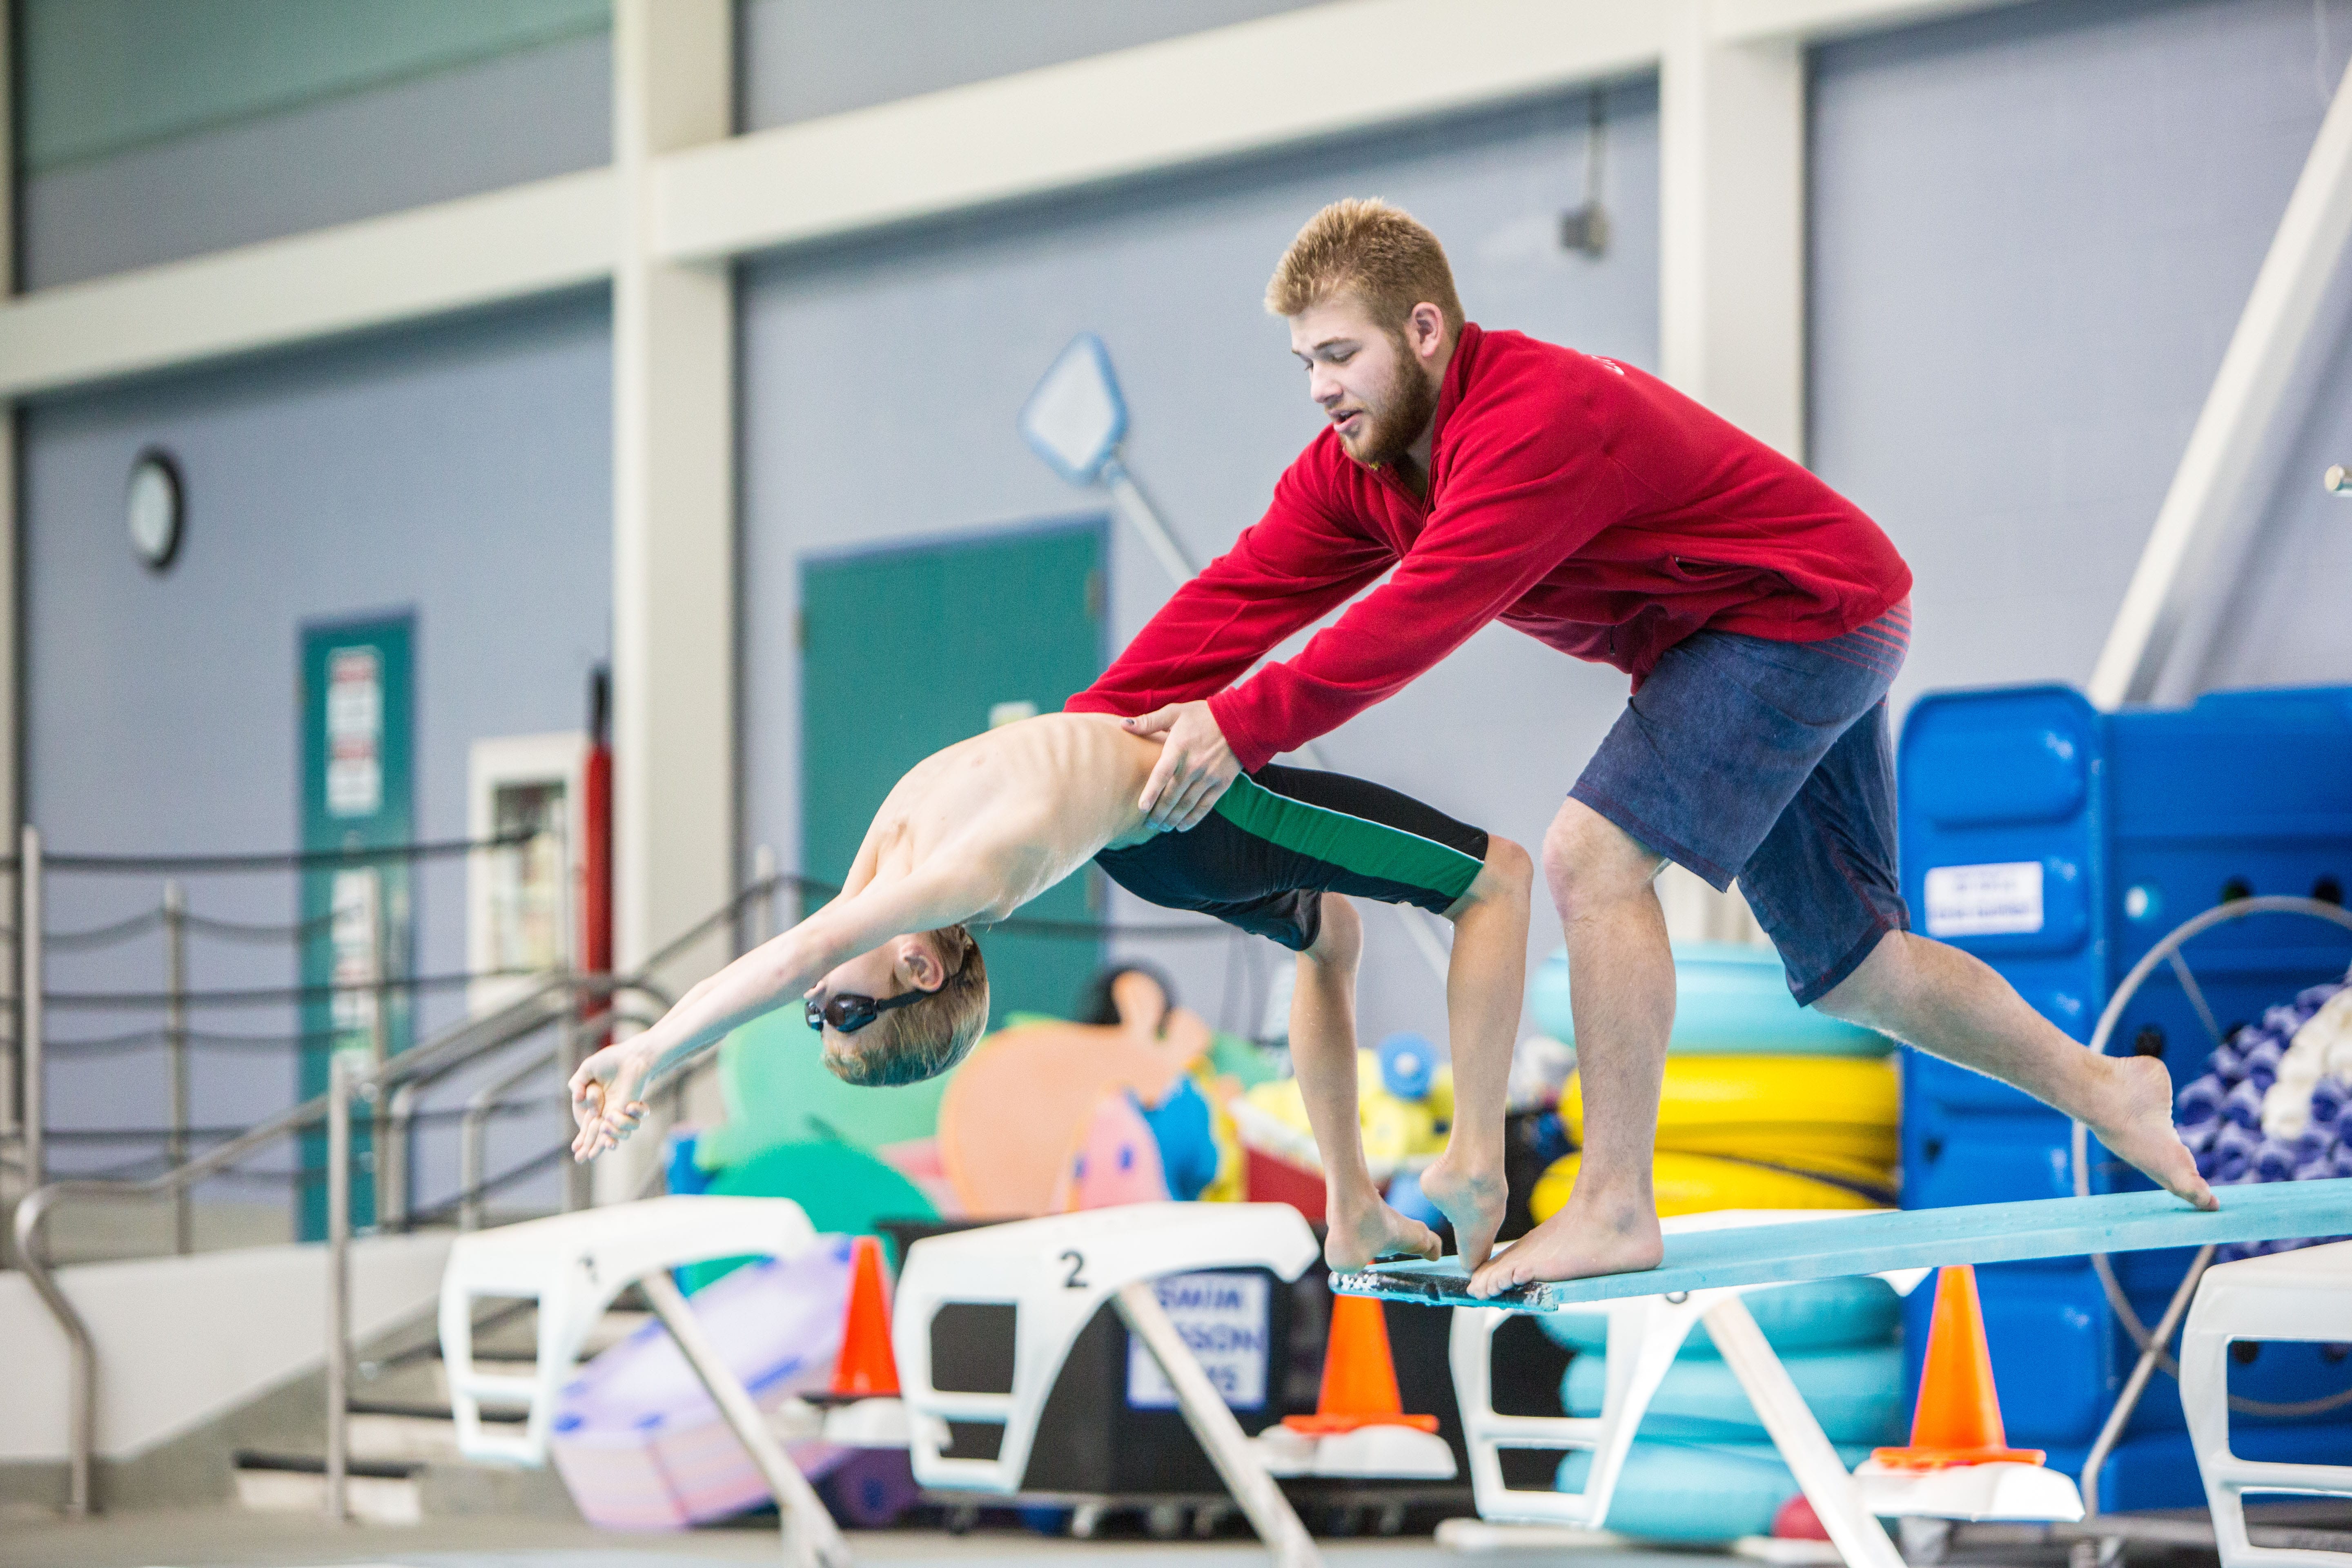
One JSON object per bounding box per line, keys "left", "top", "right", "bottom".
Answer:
{"left": 1536, "top": 1275, "right": 1901, "bottom": 1356}
{"left": 1528, "top": 941, "right": 1891, "bottom": 1056}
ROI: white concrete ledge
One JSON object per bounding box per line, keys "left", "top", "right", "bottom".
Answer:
{"left": 0, "top": 0, "right": 2040, "bottom": 401}
{"left": 654, "top": 0, "right": 1667, "bottom": 265}
{"left": 1, "top": 1232, "right": 453, "bottom": 1463}
{"left": 0, "top": 168, "right": 615, "bottom": 400}
{"left": 1710, "top": 0, "right": 2039, "bottom": 46}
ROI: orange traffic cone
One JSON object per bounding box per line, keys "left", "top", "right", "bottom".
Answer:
{"left": 1871, "top": 1265, "right": 2044, "bottom": 1469}
{"left": 830, "top": 1235, "right": 901, "bottom": 1399}
{"left": 1282, "top": 1293, "right": 1439, "bottom": 1435}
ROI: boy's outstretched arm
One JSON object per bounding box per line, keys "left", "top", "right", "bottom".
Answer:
{"left": 568, "top": 860, "right": 997, "bottom": 1161}
{"left": 1420, "top": 835, "right": 1533, "bottom": 1271}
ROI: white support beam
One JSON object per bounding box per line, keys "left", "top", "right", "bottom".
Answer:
{"left": 1709, "top": 0, "right": 2040, "bottom": 46}
{"left": 652, "top": 0, "right": 1666, "bottom": 265}
{"left": 604, "top": 0, "right": 735, "bottom": 1200}
{"left": 1661, "top": 2, "right": 1809, "bottom": 459}
{"left": 0, "top": 169, "right": 615, "bottom": 401}
{"left": 1, "top": 0, "right": 19, "bottom": 1147}
{"left": 2090, "top": 53, "right": 2352, "bottom": 708}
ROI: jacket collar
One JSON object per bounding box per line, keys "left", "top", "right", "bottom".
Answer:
{"left": 1420, "top": 320, "right": 1483, "bottom": 480}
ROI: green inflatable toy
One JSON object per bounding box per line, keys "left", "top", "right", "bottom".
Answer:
{"left": 694, "top": 1009, "right": 959, "bottom": 1170}
{"left": 680, "top": 1141, "right": 938, "bottom": 1293}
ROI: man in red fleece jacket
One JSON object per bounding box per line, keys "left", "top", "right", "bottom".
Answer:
{"left": 1069, "top": 199, "right": 2211, "bottom": 1294}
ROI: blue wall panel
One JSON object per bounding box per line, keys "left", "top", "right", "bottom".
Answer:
{"left": 18, "top": 31, "right": 612, "bottom": 288}
{"left": 1811, "top": 0, "right": 2352, "bottom": 713}
{"left": 21, "top": 298, "right": 613, "bottom": 1212}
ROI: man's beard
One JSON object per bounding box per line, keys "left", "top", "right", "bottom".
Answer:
{"left": 1341, "top": 346, "right": 1441, "bottom": 471}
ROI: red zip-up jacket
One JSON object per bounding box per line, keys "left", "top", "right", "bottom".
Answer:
{"left": 1067, "top": 322, "right": 1912, "bottom": 773}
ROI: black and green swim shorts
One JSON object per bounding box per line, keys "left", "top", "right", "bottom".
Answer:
{"left": 1092, "top": 763, "right": 1490, "bottom": 952}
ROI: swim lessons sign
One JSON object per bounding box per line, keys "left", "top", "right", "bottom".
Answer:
{"left": 1125, "top": 1271, "right": 1271, "bottom": 1410}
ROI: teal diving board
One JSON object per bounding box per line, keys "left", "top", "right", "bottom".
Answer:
{"left": 1332, "top": 1179, "right": 2352, "bottom": 1311}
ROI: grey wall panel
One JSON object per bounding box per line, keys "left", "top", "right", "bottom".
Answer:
{"left": 22, "top": 298, "right": 611, "bottom": 1203}
{"left": 1810, "top": 0, "right": 2352, "bottom": 718}
{"left": 739, "top": 0, "right": 1330, "bottom": 129}
{"left": 741, "top": 86, "right": 1657, "bottom": 1047}
{"left": 20, "top": 31, "right": 612, "bottom": 289}
{"left": 2199, "top": 308, "right": 2352, "bottom": 693}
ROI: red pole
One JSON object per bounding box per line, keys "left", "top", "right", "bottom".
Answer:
{"left": 581, "top": 666, "right": 614, "bottom": 992}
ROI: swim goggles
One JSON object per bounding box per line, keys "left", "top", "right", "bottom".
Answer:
{"left": 805, "top": 987, "right": 928, "bottom": 1035}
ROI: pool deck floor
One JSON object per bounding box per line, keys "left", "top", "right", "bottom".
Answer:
{"left": 0, "top": 1510, "right": 1713, "bottom": 1568}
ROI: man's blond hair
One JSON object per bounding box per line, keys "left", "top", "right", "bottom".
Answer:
{"left": 823, "top": 927, "right": 989, "bottom": 1087}
{"left": 1265, "top": 198, "right": 1464, "bottom": 336}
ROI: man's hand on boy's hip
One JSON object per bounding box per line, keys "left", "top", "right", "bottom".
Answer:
{"left": 1127, "top": 700, "right": 1240, "bottom": 832}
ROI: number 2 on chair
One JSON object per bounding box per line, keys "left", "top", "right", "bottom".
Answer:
{"left": 1060, "top": 1249, "right": 1086, "bottom": 1288}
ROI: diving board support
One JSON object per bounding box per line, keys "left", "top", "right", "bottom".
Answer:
{"left": 1115, "top": 1279, "right": 1321, "bottom": 1568}
{"left": 1376, "top": 1189, "right": 2352, "bottom": 1555}
{"left": 642, "top": 1270, "right": 850, "bottom": 1568}
{"left": 1447, "top": 1212, "right": 1909, "bottom": 1566}
{"left": 1706, "top": 1294, "right": 1906, "bottom": 1568}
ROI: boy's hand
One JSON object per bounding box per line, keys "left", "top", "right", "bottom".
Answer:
{"left": 569, "top": 1040, "right": 653, "bottom": 1162}
{"left": 1126, "top": 701, "right": 1240, "bottom": 831}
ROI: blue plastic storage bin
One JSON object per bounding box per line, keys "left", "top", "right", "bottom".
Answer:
{"left": 1897, "top": 684, "right": 2352, "bottom": 1508}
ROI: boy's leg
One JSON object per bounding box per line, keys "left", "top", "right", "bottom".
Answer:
{"left": 1816, "top": 931, "right": 2213, "bottom": 1207}
{"left": 1468, "top": 804, "right": 1670, "bottom": 1296}
{"left": 1421, "top": 835, "right": 1534, "bottom": 1271}
{"left": 1294, "top": 893, "right": 1443, "bottom": 1271}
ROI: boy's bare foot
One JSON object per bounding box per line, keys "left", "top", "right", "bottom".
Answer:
{"left": 1419, "top": 1151, "right": 1509, "bottom": 1273}
{"left": 1325, "top": 1193, "right": 1442, "bottom": 1272}
{"left": 1467, "top": 1183, "right": 1661, "bottom": 1298}
{"left": 2087, "top": 1053, "right": 2218, "bottom": 1210}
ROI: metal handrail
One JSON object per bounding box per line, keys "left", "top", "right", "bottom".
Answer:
{"left": 454, "top": 1004, "right": 663, "bottom": 1232}
{"left": 10, "top": 973, "right": 592, "bottom": 1516}
{"left": 8, "top": 850, "right": 844, "bottom": 1519}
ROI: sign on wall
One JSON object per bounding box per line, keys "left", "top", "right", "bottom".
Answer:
{"left": 298, "top": 612, "right": 416, "bottom": 1237}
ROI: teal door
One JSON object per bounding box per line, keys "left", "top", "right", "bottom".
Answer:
{"left": 297, "top": 612, "right": 415, "bottom": 1239}
{"left": 800, "top": 519, "right": 1107, "bottom": 1027}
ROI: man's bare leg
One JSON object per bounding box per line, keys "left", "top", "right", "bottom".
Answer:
{"left": 1294, "top": 894, "right": 1443, "bottom": 1271}
{"left": 1470, "top": 802, "right": 1671, "bottom": 1297}
{"left": 1420, "top": 837, "right": 1533, "bottom": 1272}
{"left": 1816, "top": 929, "right": 2215, "bottom": 1209}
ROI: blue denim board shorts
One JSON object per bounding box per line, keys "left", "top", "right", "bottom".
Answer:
{"left": 1568, "top": 600, "right": 1913, "bottom": 1005}
{"left": 1096, "top": 763, "right": 1490, "bottom": 952}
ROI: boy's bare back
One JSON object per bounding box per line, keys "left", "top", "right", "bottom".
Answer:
{"left": 855, "top": 713, "right": 1165, "bottom": 915}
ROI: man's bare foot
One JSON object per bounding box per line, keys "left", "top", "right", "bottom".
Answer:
{"left": 1467, "top": 1185, "right": 1662, "bottom": 1298}
{"left": 1325, "top": 1192, "right": 1442, "bottom": 1272}
{"left": 2088, "top": 1053, "right": 2218, "bottom": 1210}
{"left": 1419, "top": 1150, "right": 1508, "bottom": 1273}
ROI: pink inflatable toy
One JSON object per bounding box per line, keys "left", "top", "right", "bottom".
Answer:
{"left": 548, "top": 1236, "right": 853, "bottom": 1530}
{"left": 1053, "top": 1090, "right": 1172, "bottom": 1211}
